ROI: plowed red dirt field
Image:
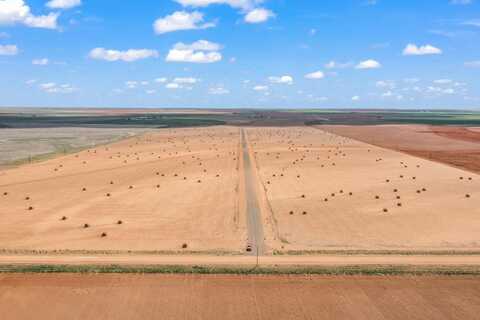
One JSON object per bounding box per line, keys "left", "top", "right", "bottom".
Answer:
{"left": 1, "top": 274, "right": 479, "bottom": 320}
{"left": 320, "top": 125, "right": 480, "bottom": 174}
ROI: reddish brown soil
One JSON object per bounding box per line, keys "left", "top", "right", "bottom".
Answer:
{"left": 320, "top": 125, "right": 480, "bottom": 174}
{"left": 429, "top": 126, "right": 480, "bottom": 144}
{"left": 1, "top": 274, "right": 479, "bottom": 320}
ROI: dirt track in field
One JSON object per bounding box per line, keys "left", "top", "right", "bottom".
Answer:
{"left": 241, "top": 129, "right": 265, "bottom": 256}
{"left": 2, "top": 254, "right": 480, "bottom": 266}
{"left": 1, "top": 274, "right": 480, "bottom": 320}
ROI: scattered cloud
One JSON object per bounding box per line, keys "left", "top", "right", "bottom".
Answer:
{"left": 166, "top": 82, "right": 181, "bottom": 89}
{"left": 324, "top": 61, "right": 353, "bottom": 69}
{"left": 404, "top": 78, "right": 420, "bottom": 83}
{"left": 166, "top": 40, "right": 222, "bottom": 63}
{"left": 304, "top": 71, "right": 325, "bottom": 79}
{"left": 125, "top": 81, "right": 138, "bottom": 89}
{"left": 0, "top": 0, "right": 58, "bottom": 29}
{"left": 174, "top": 0, "right": 261, "bottom": 10}
{"left": 89, "top": 48, "right": 159, "bottom": 62}
{"left": 153, "top": 11, "right": 215, "bottom": 34}
{"left": 174, "top": 77, "right": 199, "bottom": 84}
{"left": 355, "top": 59, "right": 381, "bottom": 69}
{"left": 376, "top": 80, "right": 396, "bottom": 89}
{"left": 32, "top": 58, "right": 49, "bottom": 65}
{"left": 403, "top": 43, "right": 442, "bottom": 56}
{"left": 268, "top": 75, "right": 293, "bottom": 84}
{"left": 462, "top": 19, "right": 480, "bottom": 27}
{"left": 351, "top": 95, "right": 360, "bottom": 101}
{"left": 465, "top": 60, "right": 480, "bottom": 68}
{"left": 450, "top": 0, "right": 472, "bottom": 5}
{"left": 209, "top": 86, "right": 229, "bottom": 95}
{"left": 434, "top": 79, "right": 453, "bottom": 84}
{"left": 0, "top": 44, "right": 18, "bottom": 55}
{"left": 155, "top": 77, "right": 168, "bottom": 83}
{"left": 174, "top": 39, "right": 222, "bottom": 51}
{"left": 0, "top": 31, "right": 9, "bottom": 38}
{"left": 46, "top": 0, "right": 81, "bottom": 9}
{"left": 253, "top": 85, "right": 269, "bottom": 91}
{"left": 244, "top": 8, "right": 275, "bottom": 24}
{"left": 40, "top": 82, "right": 76, "bottom": 93}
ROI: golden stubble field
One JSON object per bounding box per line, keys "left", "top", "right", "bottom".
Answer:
{"left": 247, "top": 127, "right": 480, "bottom": 253}
{"left": 0, "top": 126, "right": 247, "bottom": 252}
{"left": 0, "top": 125, "right": 479, "bottom": 254}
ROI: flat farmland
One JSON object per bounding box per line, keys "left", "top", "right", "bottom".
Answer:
{"left": 0, "top": 127, "right": 246, "bottom": 253}
{"left": 247, "top": 127, "right": 480, "bottom": 253}
{"left": 1, "top": 274, "right": 480, "bottom": 320}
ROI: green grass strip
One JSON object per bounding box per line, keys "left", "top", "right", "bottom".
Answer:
{"left": 1, "top": 264, "right": 479, "bottom": 276}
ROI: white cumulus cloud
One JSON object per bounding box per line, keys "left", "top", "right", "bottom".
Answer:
{"left": 0, "top": 44, "right": 18, "bottom": 55}
{"left": 244, "top": 8, "right": 274, "bottom": 23}
{"left": 89, "top": 48, "right": 159, "bottom": 62}
{"left": 268, "top": 75, "right": 293, "bottom": 84}
{"left": 403, "top": 44, "right": 442, "bottom": 56}
{"left": 174, "top": 77, "right": 199, "bottom": 84}
{"left": 32, "top": 58, "right": 49, "bottom": 65}
{"left": 166, "top": 83, "right": 181, "bottom": 89}
{"left": 40, "top": 82, "right": 76, "bottom": 93}
{"left": 174, "top": 0, "right": 262, "bottom": 10}
{"left": 355, "top": 59, "right": 381, "bottom": 69}
{"left": 0, "top": 0, "right": 58, "bottom": 29}
{"left": 46, "top": 0, "right": 81, "bottom": 9}
{"left": 253, "top": 85, "right": 269, "bottom": 91}
{"left": 166, "top": 40, "right": 222, "bottom": 63}
{"left": 305, "top": 71, "right": 325, "bottom": 79}
{"left": 153, "top": 11, "right": 215, "bottom": 34}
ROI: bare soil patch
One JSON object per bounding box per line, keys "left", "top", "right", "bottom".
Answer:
{"left": 1, "top": 274, "right": 479, "bottom": 320}
{"left": 320, "top": 125, "right": 480, "bottom": 173}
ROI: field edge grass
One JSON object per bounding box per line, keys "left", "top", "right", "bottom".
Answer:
{"left": 1, "top": 264, "right": 480, "bottom": 276}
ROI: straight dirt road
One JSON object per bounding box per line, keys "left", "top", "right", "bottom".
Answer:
{"left": 241, "top": 129, "right": 265, "bottom": 256}
{"left": 2, "top": 254, "right": 480, "bottom": 266}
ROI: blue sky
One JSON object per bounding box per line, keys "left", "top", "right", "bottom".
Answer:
{"left": 0, "top": 0, "right": 479, "bottom": 109}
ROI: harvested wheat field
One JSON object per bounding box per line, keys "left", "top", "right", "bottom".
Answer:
{"left": 0, "top": 126, "right": 246, "bottom": 253}
{"left": 1, "top": 125, "right": 480, "bottom": 255}
{"left": 1, "top": 274, "right": 479, "bottom": 320}
{"left": 247, "top": 127, "right": 480, "bottom": 253}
